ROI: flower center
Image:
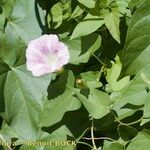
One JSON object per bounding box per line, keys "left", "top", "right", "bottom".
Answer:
{"left": 43, "top": 53, "right": 59, "bottom": 66}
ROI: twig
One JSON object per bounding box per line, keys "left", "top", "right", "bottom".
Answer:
{"left": 91, "top": 120, "right": 97, "bottom": 150}
{"left": 82, "top": 137, "right": 115, "bottom": 142}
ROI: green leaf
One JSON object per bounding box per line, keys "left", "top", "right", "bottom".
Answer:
{"left": 141, "top": 93, "right": 150, "bottom": 125}
{"left": 62, "top": 0, "right": 72, "bottom": 20}
{"left": 64, "top": 33, "right": 101, "bottom": 64}
{"left": 49, "top": 2, "right": 63, "bottom": 28}
{"left": 48, "top": 1, "right": 71, "bottom": 29}
{"left": 70, "top": 5, "right": 84, "bottom": 19}
{"left": 106, "top": 56, "right": 130, "bottom": 92}
{"left": 4, "top": 65, "right": 53, "bottom": 140}
{"left": 129, "top": 0, "right": 144, "bottom": 9}
{"left": 116, "top": 0, "right": 131, "bottom": 16}
{"left": 71, "top": 13, "right": 104, "bottom": 39}
{"left": 5, "top": 0, "right": 44, "bottom": 44}
{"left": 127, "top": 130, "right": 150, "bottom": 150}
{"left": 0, "top": 0, "right": 15, "bottom": 17}
{"left": 0, "top": 59, "right": 9, "bottom": 112}
{"left": 121, "top": 0, "right": 150, "bottom": 75}
{"left": 80, "top": 71, "right": 102, "bottom": 89}
{"left": 103, "top": 140, "right": 125, "bottom": 150}
{"left": 40, "top": 91, "right": 81, "bottom": 127}
{"left": 111, "top": 64, "right": 150, "bottom": 119}
{"left": 0, "top": 31, "right": 26, "bottom": 66}
{"left": 40, "top": 71, "right": 81, "bottom": 127}
{"left": 78, "top": 0, "right": 95, "bottom": 8}
{"left": 0, "top": 123, "right": 23, "bottom": 144}
{"left": 103, "top": 8, "right": 121, "bottom": 43}
{"left": 74, "top": 88, "right": 111, "bottom": 119}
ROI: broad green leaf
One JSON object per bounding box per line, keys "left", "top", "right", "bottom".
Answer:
{"left": 127, "top": 130, "right": 150, "bottom": 150}
{"left": 103, "top": 8, "right": 120, "bottom": 43}
{"left": 70, "top": 5, "right": 84, "bottom": 19}
{"left": 0, "top": 0, "right": 14, "bottom": 17}
{"left": 74, "top": 88, "right": 111, "bottom": 119}
{"left": 64, "top": 33, "right": 101, "bottom": 64}
{"left": 40, "top": 91, "right": 81, "bottom": 127}
{"left": 121, "top": 0, "right": 150, "bottom": 75}
{"left": 5, "top": 0, "right": 44, "bottom": 44}
{"left": 106, "top": 56, "right": 130, "bottom": 92}
{"left": 64, "top": 38, "right": 81, "bottom": 64}
{"left": 103, "top": 140, "right": 125, "bottom": 150}
{"left": 80, "top": 71, "right": 102, "bottom": 89}
{"left": 111, "top": 64, "right": 150, "bottom": 120}
{"left": 78, "top": 0, "right": 95, "bottom": 8}
{"left": 116, "top": 0, "right": 131, "bottom": 16}
{"left": 0, "top": 28, "right": 25, "bottom": 114}
{"left": 4, "top": 65, "right": 53, "bottom": 140}
{"left": 48, "top": 1, "right": 71, "bottom": 29}
{"left": 71, "top": 13, "right": 104, "bottom": 39}
{"left": 0, "top": 32, "right": 26, "bottom": 66}
{"left": 40, "top": 71, "right": 81, "bottom": 127}
{"left": 49, "top": 2, "right": 63, "bottom": 28}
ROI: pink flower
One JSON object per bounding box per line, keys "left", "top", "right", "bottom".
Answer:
{"left": 26, "top": 34, "right": 70, "bottom": 76}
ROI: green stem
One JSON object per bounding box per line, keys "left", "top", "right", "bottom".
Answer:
{"left": 83, "top": 137, "right": 115, "bottom": 142}
{"left": 114, "top": 115, "right": 143, "bottom": 126}
{"left": 76, "top": 128, "right": 90, "bottom": 142}
{"left": 92, "top": 54, "right": 106, "bottom": 67}
{"left": 91, "top": 120, "right": 98, "bottom": 150}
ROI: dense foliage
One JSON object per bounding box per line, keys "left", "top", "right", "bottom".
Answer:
{"left": 0, "top": 0, "right": 150, "bottom": 149}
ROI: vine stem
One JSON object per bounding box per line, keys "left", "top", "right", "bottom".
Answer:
{"left": 111, "top": 111, "right": 143, "bottom": 126}
{"left": 91, "top": 119, "right": 98, "bottom": 150}
{"left": 92, "top": 54, "right": 106, "bottom": 67}
{"left": 114, "top": 116, "right": 143, "bottom": 126}
{"left": 0, "top": 133, "right": 13, "bottom": 150}
{"left": 82, "top": 137, "right": 115, "bottom": 142}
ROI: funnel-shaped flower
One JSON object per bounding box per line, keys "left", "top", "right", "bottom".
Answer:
{"left": 26, "top": 34, "right": 70, "bottom": 76}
